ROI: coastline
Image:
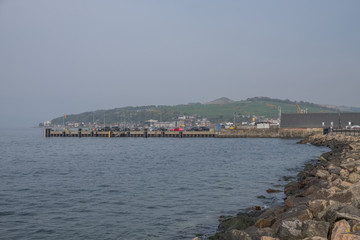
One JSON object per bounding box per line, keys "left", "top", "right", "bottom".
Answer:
{"left": 202, "top": 134, "right": 360, "bottom": 240}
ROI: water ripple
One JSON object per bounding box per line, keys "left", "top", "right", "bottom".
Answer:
{"left": 0, "top": 129, "right": 329, "bottom": 240}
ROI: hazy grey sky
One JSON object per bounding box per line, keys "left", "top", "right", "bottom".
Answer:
{"left": 1, "top": 0, "right": 359, "bottom": 127}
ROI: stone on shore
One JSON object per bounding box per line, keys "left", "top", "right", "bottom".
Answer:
{"left": 333, "top": 233, "right": 360, "bottom": 240}
{"left": 278, "top": 218, "right": 303, "bottom": 240}
{"left": 316, "top": 170, "right": 330, "bottom": 179}
{"left": 349, "top": 182, "right": 360, "bottom": 201}
{"left": 348, "top": 172, "right": 360, "bottom": 183}
{"left": 308, "top": 199, "right": 328, "bottom": 218}
{"left": 225, "top": 229, "right": 252, "bottom": 240}
{"left": 284, "top": 181, "right": 300, "bottom": 196}
{"left": 301, "top": 220, "right": 329, "bottom": 238}
{"left": 266, "top": 188, "right": 283, "bottom": 193}
{"left": 255, "top": 217, "right": 275, "bottom": 228}
{"left": 331, "top": 219, "right": 351, "bottom": 240}
{"left": 261, "top": 237, "right": 279, "bottom": 240}
{"left": 302, "top": 237, "right": 328, "bottom": 240}
{"left": 243, "top": 226, "right": 276, "bottom": 239}
{"left": 340, "top": 169, "right": 350, "bottom": 180}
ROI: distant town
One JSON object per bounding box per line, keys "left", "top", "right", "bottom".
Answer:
{"left": 41, "top": 113, "right": 280, "bottom": 132}
{"left": 40, "top": 97, "right": 360, "bottom": 132}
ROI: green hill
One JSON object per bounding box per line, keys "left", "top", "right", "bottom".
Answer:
{"left": 50, "top": 97, "right": 340, "bottom": 125}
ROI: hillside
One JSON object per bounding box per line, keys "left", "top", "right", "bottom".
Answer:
{"left": 50, "top": 97, "right": 342, "bottom": 125}
{"left": 205, "top": 97, "right": 234, "bottom": 105}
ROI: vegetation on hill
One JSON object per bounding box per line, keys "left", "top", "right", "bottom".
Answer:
{"left": 205, "top": 97, "right": 235, "bottom": 105}
{"left": 50, "top": 97, "right": 340, "bottom": 125}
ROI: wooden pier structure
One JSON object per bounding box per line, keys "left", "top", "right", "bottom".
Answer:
{"left": 44, "top": 128, "right": 216, "bottom": 138}
{"left": 44, "top": 127, "right": 333, "bottom": 139}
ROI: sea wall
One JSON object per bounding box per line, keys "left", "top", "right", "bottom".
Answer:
{"left": 217, "top": 128, "right": 323, "bottom": 138}
{"left": 279, "top": 128, "right": 323, "bottom": 138}
{"left": 204, "top": 134, "right": 360, "bottom": 240}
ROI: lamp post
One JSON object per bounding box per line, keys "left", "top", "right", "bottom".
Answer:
{"left": 234, "top": 112, "right": 236, "bottom": 128}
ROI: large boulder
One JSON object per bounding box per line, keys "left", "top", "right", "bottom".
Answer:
{"left": 328, "top": 190, "right": 353, "bottom": 203}
{"left": 329, "top": 165, "right": 342, "bottom": 175}
{"left": 302, "top": 237, "right": 327, "bottom": 240}
{"left": 244, "top": 226, "right": 275, "bottom": 240}
{"left": 301, "top": 185, "right": 321, "bottom": 197}
{"left": 340, "top": 169, "right": 350, "bottom": 180}
{"left": 284, "top": 182, "right": 300, "bottom": 196}
{"left": 301, "top": 220, "right": 330, "bottom": 239}
{"left": 316, "top": 170, "right": 330, "bottom": 179}
{"left": 285, "top": 196, "right": 309, "bottom": 209}
{"left": 352, "top": 221, "right": 360, "bottom": 231}
{"left": 308, "top": 199, "right": 328, "bottom": 217}
{"left": 349, "top": 182, "right": 360, "bottom": 201}
{"left": 278, "top": 218, "right": 303, "bottom": 240}
{"left": 338, "top": 205, "right": 360, "bottom": 218}
{"left": 224, "top": 229, "right": 252, "bottom": 240}
{"left": 349, "top": 143, "right": 360, "bottom": 151}
{"left": 317, "top": 201, "right": 348, "bottom": 223}
{"left": 272, "top": 205, "right": 312, "bottom": 234}
{"left": 255, "top": 217, "right": 275, "bottom": 228}
{"left": 332, "top": 232, "right": 360, "bottom": 239}
{"left": 348, "top": 172, "right": 360, "bottom": 184}
{"left": 218, "top": 213, "right": 254, "bottom": 233}
{"left": 260, "top": 237, "right": 279, "bottom": 240}
{"left": 330, "top": 219, "right": 351, "bottom": 240}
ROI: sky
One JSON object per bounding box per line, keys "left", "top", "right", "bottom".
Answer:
{"left": 1, "top": 0, "right": 359, "bottom": 127}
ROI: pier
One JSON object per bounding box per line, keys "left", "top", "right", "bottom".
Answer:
{"left": 44, "top": 128, "right": 216, "bottom": 138}
{"left": 44, "top": 127, "right": 327, "bottom": 138}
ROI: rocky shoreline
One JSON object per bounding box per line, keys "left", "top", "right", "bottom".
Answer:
{"left": 199, "top": 134, "right": 360, "bottom": 240}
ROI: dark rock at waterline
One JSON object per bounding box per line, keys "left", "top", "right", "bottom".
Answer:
{"left": 224, "top": 229, "right": 252, "bottom": 240}
{"left": 266, "top": 189, "right": 283, "bottom": 193}
{"left": 284, "top": 181, "right": 300, "bottom": 196}
{"left": 218, "top": 213, "right": 254, "bottom": 233}
{"left": 282, "top": 176, "right": 295, "bottom": 181}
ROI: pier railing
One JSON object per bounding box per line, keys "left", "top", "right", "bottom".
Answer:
{"left": 44, "top": 128, "right": 325, "bottom": 138}
{"left": 324, "top": 128, "right": 360, "bottom": 136}
{"left": 44, "top": 128, "right": 216, "bottom": 138}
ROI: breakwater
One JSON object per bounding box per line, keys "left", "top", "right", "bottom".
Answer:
{"left": 206, "top": 135, "right": 360, "bottom": 240}
{"left": 44, "top": 128, "right": 323, "bottom": 138}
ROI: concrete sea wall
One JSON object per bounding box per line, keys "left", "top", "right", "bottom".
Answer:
{"left": 217, "top": 128, "right": 323, "bottom": 138}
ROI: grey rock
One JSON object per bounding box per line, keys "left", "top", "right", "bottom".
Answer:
{"left": 328, "top": 190, "right": 353, "bottom": 203}
{"left": 317, "top": 201, "right": 347, "bottom": 223}
{"left": 340, "top": 169, "right": 350, "bottom": 180}
{"left": 244, "top": 226, "right": 276, "bottom": 240}
{"left": 302, "top": 237, "right": 327, "bottom": 240}
{"left": 350, "top": 182, "right": 360, "bottom": 201}
{"left": 316, "top": 170, "right": 330, "bottom": 179}
{"left": 225, "top": 229, "right": 252, "bottom": 240}
{"left": 329, "top": 166, "right": 342, "bottom": 175}
{"left": 307, "top": 199, "right": 328, "bottom": 218}
{"left": 278, "top": 218, "right": 303, "bottom": 240}
{"left": 301, "top": 220, "right": 330, "bottom": 238}
{"left": 349, "top": 172, "right": 360, "bottom": 183}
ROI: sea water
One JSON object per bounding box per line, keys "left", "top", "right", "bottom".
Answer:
{"left": 0, "top": 128, "right": 329, "bottom": 239}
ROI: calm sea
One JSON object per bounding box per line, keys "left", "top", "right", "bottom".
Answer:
{"left": 0, "top": 128, "right": 328, "bottom": 240}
